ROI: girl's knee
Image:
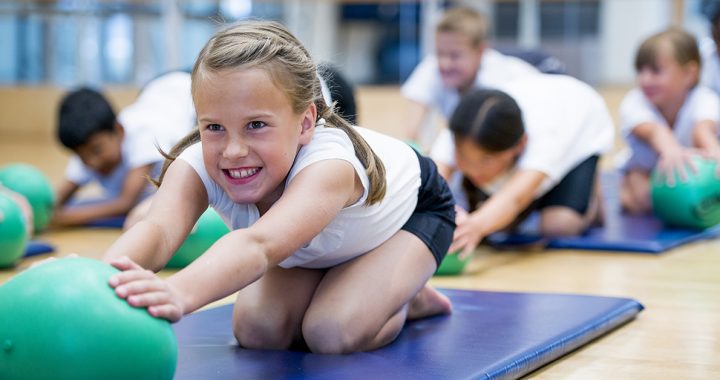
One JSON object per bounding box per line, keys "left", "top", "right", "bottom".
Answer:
{"left": 540, "top": 208, "right": 584, "bottom": 236}
{"left": 302, "top": 315, "right": 365, "bottom": 354}
{"left": 232, "top": 308, "right": 295, "bottom": 350}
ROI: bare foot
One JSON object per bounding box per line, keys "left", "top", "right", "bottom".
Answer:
{"left": 407, "top": 285, "right": 452, "bottom": 320}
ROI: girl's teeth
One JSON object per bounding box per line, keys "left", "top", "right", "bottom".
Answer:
{"left": 228, "top": 168, "right": 258, "bottom": 178}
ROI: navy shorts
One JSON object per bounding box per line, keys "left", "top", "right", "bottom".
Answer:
{"left": 401, "top": 149, "right": 456, "bottom": 267}
{"left": 463, "top": 155, "right": 599, "bottom": 227}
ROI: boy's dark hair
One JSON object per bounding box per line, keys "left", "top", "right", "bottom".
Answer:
{"left": 449, "top": 89, "right": 524, "bottom": 152}
{"left": 57, "top": 87, "right": 116, "bottom": 149}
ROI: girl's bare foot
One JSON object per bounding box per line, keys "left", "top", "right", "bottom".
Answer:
{"left": 408, "top": 285, "right": 452, "bottom": 320}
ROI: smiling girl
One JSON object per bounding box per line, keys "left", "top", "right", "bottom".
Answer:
{"left": 100, "top": 20, "right": 455, "bottom": 354}
{"left": 620, "top": 27, "right": 720, "bottom": 214}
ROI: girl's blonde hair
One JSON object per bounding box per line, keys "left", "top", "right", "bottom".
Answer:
{"left": 155, "top": 20, "right": 386, "bottom": 205}
{"left": 635, "top": 27, "right": 701, "bottom": 86}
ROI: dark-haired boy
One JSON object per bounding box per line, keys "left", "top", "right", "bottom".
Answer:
{"left": 53, "top": 72, "right": 195, "bottom": 228}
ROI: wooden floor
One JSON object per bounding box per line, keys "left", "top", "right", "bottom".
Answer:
{"left": 1, "top": 86, "right": 719, "bottom": 379}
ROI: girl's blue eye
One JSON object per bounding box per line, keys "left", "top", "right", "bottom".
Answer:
{"left": 207, "top": 123, "right": 223, "bottom": 131}
{"left": 249, "top": 121, "right": 266, "bottom": 130}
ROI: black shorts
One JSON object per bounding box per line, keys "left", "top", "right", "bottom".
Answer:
{"left": 463, "top": 155, "right": 599, "bottom": 226}
{"left": 401, "top": 149, "right": 456, "bottom": 267}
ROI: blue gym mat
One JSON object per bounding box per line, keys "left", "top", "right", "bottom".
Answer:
{"left": 486, "top": 170, "right": 720, "bottom": 253}
{"left": 172, "top": 289, "right": 643, "bottom": 380}
{"left": 24, "top": 240, "right": 55, "bottom": 257}
{"left": 66, "top": 198, "right": 127, "bottom": 228}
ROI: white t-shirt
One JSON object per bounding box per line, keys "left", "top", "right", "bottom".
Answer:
{"left": 619, "top": 86, "right": 720, "bottom": 171}
{"left": 178, "top": 126, "right": 421, "bottom": 269}
{"left": 430, "top": 74, "right": 614, "bottom": 199}
{"left": 64, "top": 71, "right": 196, "bottom": 199}
{"left": 401, "top": 48, "right": 539, "bottom": 120}
{"left": 701, "top": 37, "right": 720, "bottom": 96}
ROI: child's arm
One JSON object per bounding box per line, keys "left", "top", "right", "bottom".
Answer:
{"left": 632, "top": 121, "right": 697, "bottom": 184}
{"left": 52, "top": 164, "right": 155, "bottom": 226}
{"left": 450, "top": 169, "right": 545, "bottom": 258}
{"left": 102, "top": 161, "right": 208, "bottom": 271}
{"left": 404, "top": 100, "right": 432, "bottom": 143}
{"left": 107, "top": 158, "right": 360, "bottom": 322}
{"left": 693, "top": 120, "right": 720, "bottom": 172}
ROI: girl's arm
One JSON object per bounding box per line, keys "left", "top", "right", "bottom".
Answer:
{"left": 693, "top": 120, "right": 720, "bottom": 173}
{"left": 450, "top": 169, "right": 545, "bottom": 258}
{"left": 109, "top": 158, "right": 359, "bottom": 321}
{"left": 102, "top": 160, "right": 209, "bottom": 271}
{"left": 632, "top": 122, "right": 697, "bottom": 183}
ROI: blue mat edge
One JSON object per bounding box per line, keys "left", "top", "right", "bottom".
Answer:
{"left": 487, "top": 298, "right": 644, "bottom": 379}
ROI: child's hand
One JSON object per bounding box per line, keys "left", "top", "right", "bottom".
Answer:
{"left": 699, "top": 149, "right": 720, "bottom": 177}
{"left": 108, "top": 256, "right": 185, "bottom": 323}
{"left": 448, "top": 211, "right": 483, "bottom": 260}
{"left": 656, "top": 147, "right": 698, "bottom": 185}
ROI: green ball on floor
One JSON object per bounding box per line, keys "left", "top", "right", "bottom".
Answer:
{"left": 0, "top": 257, "right": 177, "bottom": 380}
{"left": 0, "top": 192, "right": 29, "bottom": 267}
{"left": 166, "top": 208, "right": 230, "bottom": 268}
{"left": 435, "top": 251, "right": 471, "bottom": 276}
{"left": 0, "top": 163, "right": 55, "bottom": 232}
{"left": 651, "top": 157, "right": 720, "bottom": 229}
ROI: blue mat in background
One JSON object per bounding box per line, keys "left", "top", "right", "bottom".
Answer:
{"left": 66, "top": 198, "right": 127, "bottom": 228}
{"left": 486, "top": 171, "right": 720, "bottom": 253}
{"left": 24, "top": 240, "right": 55, "bottom": 257}
{"left": 172, "top": 289, "right": 643, "bottom": 380}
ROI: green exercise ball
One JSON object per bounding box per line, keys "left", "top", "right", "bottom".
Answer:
{"left": 166, "top": 208, "right": 230, "bottom": 268}
{"left": 651, "top": 157, "right": 720, "bottom": 229}
{"left": 435, "top": 251, "right": 470, "bottom": 276}
{"left": 0, "top": 192, "right": 29, "bottom": 268}
{"left": 0, "top": 258, "right": 177, "bottom": 380}
{"left": 0, "top": 163, "right": 55, "bottom": 232}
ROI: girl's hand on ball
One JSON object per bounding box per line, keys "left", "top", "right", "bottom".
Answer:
{"left": 108, "top": 256, "right": 185, "bottom": 322}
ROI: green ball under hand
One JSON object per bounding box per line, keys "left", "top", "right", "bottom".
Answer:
{"left": 0, "top": 192, "right": 29, "bottom": 267}
{"left": 166, "top": 208, "right": 230, "bottom": 268}
{"left": 0, "top": 163, "right": 55, "bottom": 232}
{"left": 651, "top": 157, "right": 720, "bottom": 229}
{"left": 435, "top": 251, "right": 471, "bottom": 276}
{"left": 0, "top": 258, "right": 177, "bottom": 380}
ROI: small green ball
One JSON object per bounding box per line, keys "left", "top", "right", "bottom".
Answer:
{"left": 0, "top": 163, "right": 55, "bottom": 232}
{"left": 435, "top": 251, "right": 470, "bottom": 276}
{"left": 166, "top": 208, "right": 230, "bottom": 268}
{"left": 0, "top": 192, "right": 29, "bottom": 267}
{"left": 651, "top": 157, "right": 720, "bottom": 229}
{"left": 0, "top": 258, "right": 177, "bottom": 380}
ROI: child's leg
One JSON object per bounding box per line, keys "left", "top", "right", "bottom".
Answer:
{"left": 301, "top": 230, "right": 450, "bottom": 354}
{"left": 232, "top": 266, "right": 324, "bottom": 350}
{"left": 620, "top": 170, "right": 651, "bottom": 214}
{"left": 538, "top": 155, "right": 600, "bottom": 236}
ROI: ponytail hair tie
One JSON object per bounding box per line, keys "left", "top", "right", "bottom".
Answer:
{"left": 316, "top": 118, "right": 326, "bottom": 127}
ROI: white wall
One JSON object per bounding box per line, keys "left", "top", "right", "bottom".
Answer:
{"left": 599, "top": 0, "right": 673, "bottom": 85}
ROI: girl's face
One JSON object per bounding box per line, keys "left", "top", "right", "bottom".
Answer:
{"left": 194, "top": 68, "right": 315, "bottom": 209}
{"left": 454, "top": 136, "right": 524, "bottom": 188}
{"left": 637, "top": 47, "right": 698, "bottom": 109}
{"left": 435, "top": 31, "right": 484, "bottom": 93}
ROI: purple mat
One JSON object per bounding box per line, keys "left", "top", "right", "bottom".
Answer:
{"left": 172, "top": 289, "right": 643, "bottom": 380}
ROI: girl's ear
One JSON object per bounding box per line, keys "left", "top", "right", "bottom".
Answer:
{"left": 298, "top": 103, "right": 317, "bottom": 145}
{"left": 514, "top": 133, "right": 528, "bottom": 155}
{"left": 684, "top": 61, "right": 700, "bottom": 87}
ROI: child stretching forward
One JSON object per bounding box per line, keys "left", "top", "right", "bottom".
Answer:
{"left": 102, "top": 20, "right": 455, "bottom": 354}
{"left": 620, "top": 28, "right": 720, "bottom": 214}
